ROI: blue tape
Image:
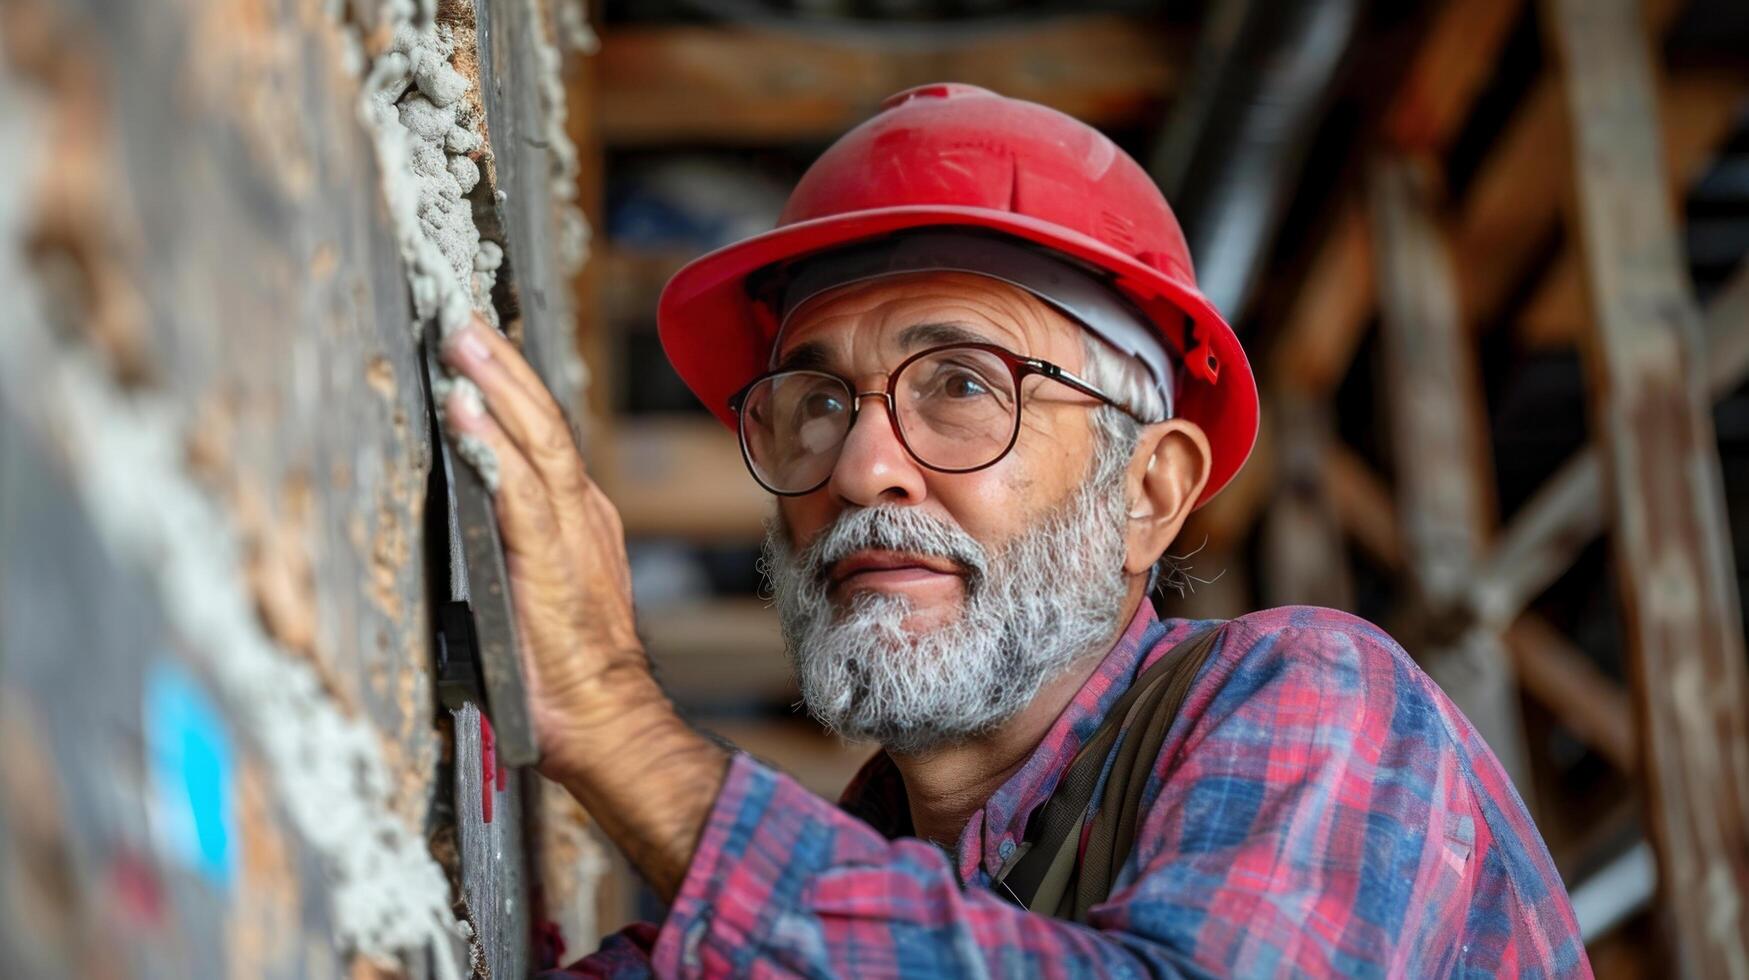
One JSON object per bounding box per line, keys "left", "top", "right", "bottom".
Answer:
{"left": 144, "top": 662, "right": 236, "bottom": 889}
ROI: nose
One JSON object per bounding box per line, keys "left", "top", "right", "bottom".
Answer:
{"left": 826, "top": 391, "right": 928, "bottom": 507}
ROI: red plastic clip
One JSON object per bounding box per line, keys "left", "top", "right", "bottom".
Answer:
{"left": 1182, "top": 320, "right": 1220, "bottom": 385}
{"left": 480, "top": 712, "right": 495, "bottom": 824}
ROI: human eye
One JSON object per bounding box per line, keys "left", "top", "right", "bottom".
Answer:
{"left": 782, "top": 376, "right": 846, "bottom": 422}
{"left": 917, "top": 356, "right": 1007, "bottom": 404}
{"left": 941, "top": 368, "right": 991, "bottom": 399}
{"left": 800, "top": 388, "right": 846, "bottom": 418}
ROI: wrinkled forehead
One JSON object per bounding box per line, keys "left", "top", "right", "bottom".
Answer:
{"left": 772, "top": 270, "right": 1089, "bottom": 371}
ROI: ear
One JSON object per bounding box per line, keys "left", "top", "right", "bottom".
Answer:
{"left": 1122, "top": 419, "right": 1212, "bottom": 576}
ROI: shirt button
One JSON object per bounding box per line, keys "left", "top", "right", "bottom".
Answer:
{"left": 999, "top": 839, "right": 1015, "bottom": 859}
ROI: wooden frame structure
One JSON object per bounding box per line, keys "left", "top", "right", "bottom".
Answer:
{"left": 567, "top": 0, "right": 1749, "bottom": 969}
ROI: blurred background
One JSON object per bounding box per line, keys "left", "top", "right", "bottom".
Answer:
{"left": 1, "top": 0, "right": 1746, "bottom": 976}
{"left": 572, "top": 0, "right": 1749, "bottom": 973}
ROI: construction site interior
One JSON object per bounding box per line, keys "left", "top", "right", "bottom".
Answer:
{"left": 1, "top": 0, "right": 1747, "bottom": 976}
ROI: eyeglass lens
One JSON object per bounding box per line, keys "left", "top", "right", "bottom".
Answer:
{"left": 739, "top": 346, "right": 1020, "bottom": 493}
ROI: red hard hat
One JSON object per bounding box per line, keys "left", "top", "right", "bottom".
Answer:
{"left": 657, "top": 82, "right": 1258, "bottom": 508}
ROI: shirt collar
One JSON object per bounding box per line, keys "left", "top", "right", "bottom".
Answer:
{"left": 838, "top": 598, "right": 1188, "bottom": 883}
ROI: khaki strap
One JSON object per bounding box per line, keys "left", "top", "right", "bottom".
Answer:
{"left": 992, "top": 625, "right": 1223, "bottom": 922}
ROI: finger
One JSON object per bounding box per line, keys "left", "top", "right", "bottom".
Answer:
{"left": 443, "top": 384, "right": 564, "bottom": 561}
{"left": 445, "top": 314, "right": 555, "bottom": 417}
{"left": 442, "top": 321, "right": 588, "bottom": 497}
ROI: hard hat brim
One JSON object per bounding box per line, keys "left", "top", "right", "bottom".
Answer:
{"left": 656, "top": 203, "right": 1258, "bottom": 509}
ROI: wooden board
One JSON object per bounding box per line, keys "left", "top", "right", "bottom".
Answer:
{"left": 1257, "top": 392, "right": 1353, "bottom": 610}
{"left": 597, "top": 16, "right": 1182, "bottom": 145}
{"left": 1549, "top": 0, "right": 1749, "bottom": 971}
{"left": 1370, "top": 154, "right": 1530, "bottom": 791}
{"left": 1514, "top": 67, "right": 1749, "bottom": 348}
{"left": 640, "top": 598, "right": 794, "bottom": 709}
{"left": 598, "top": 415, "right": 772, "bottom": 541}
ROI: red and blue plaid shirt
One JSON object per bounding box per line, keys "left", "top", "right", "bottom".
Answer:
{"left": 553, "top": 603, "right": 1590, "bottom": 978}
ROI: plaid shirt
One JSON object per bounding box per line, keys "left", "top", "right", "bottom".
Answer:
{"left": 552, "top": 603, "right": 1590, "bottom": 978}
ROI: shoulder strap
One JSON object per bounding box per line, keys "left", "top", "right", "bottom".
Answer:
{"left": 991, "top": 624, "right": 1223, "bottom": 922}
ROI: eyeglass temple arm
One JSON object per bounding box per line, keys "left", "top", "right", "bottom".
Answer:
{"left": 1024, "top": 358, "right": 1159, "bottom": 424}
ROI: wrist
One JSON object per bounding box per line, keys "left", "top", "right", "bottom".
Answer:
{"left": 536, "top": 659, "right": 678, "bottom": 782}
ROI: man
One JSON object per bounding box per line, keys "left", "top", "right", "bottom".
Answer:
{"left": 439, "top": 84, "right": 1588, "bottom": 976}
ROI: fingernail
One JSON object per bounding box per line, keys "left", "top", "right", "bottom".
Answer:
{"left": 446, "top": 324, "right": 492, "bottom": 365}
{"left": 458, "top": 330, "right": 491, "bottom": 364}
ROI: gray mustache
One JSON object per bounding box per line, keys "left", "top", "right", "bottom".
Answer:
{"left": 804, "top": 506, "right": 990, "bottom": 588}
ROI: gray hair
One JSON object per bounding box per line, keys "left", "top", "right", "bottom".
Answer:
{"left": 1078, "top": 334, "right": 1199, "bottom": 599}
{"left": 1079, "top": 332, "right": 1167, "bottom": 462}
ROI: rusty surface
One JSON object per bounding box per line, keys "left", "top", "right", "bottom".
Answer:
{"left": 1549, "top": 0, "right": 1749, "bottom": 973}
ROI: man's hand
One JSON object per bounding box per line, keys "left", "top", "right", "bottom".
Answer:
{"left": 440, "top": 316, "right": 727, "bottom": 899}
{"left": 438, "top": 315, "right": 642, "bottom": 769}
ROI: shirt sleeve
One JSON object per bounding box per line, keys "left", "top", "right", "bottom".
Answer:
{"left": 647, "top": 752, "right": 1208, "bottom": 978}
{"left": 1103, "top": 611, "right": 1588, "bottom": 977}
{"left": 544, "top": 921, "right": 659, "bottom": 978}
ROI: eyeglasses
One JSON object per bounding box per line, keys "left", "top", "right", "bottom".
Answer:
{"left": 729, "top": 342, "right": 1142, "bottom": 496}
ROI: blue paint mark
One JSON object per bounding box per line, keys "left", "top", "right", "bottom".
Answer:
{"left": 145, "top": 662, "right": 236, "bottom": 890}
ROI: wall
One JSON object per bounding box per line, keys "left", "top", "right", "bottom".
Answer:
{"left": 0, "top": 0, "right": 597, "bottom": 975}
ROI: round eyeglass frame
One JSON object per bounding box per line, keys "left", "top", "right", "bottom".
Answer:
{"left": 727, "top": 341, "right": 1147, "bottom": 496}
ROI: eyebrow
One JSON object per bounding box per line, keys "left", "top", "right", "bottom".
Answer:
{"left": 772, "top": 321, "right": 1002, "bottom": 374}
{"left": 772, "top": 340, "right": 832, "bottom": 373}
{"left": 897, "top": 321, "right": 998, "bottom": 350}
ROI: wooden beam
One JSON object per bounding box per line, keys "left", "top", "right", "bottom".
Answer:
{"left": 597, "top": 16, "right": 1181, "bottom": 145}
{"left": 639, "top": 598, "right": 791, "bottom": 708}
{"left": 1456, "top": 0, "right": 1690, "bottom": 335}
{"left": 1371, "top": 153, "right": 1530, "bottom": 789}
{"left": 596, "top": 415, "right": 769, "bottom": 541}
{"left": 1548, "top": 0, "right": 1749, "bottom": 972}
{"left": 1517, "top": 67, "right": 1749, "bottom": 349}
{"left": 1324, "top": 444, "right": 1404, "bottom": 573}
{"left": 1383, "top": 0, "right": 1525, "bottom": 152}
{"left": 1319, "top": 442, "right": 1642, "bottom": 773}
{"left": 1505, "top": 615, "right": 1638, "bottom": 773}
{"left": 1269, "top": 0, "right": 1529, "bottom": 397}
{"left": 1258, "top": 393, "right": 1353, "bottom": 610}
{"left": 1270, "top": 203, "right": 1373, "bottom": 394}
{"left": 1473, "top": 259, "right": 1749, "bottom": 636}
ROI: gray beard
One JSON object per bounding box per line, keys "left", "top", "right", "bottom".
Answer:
{"left": 760, "top": 467, "right": 1132, "bottom": 755}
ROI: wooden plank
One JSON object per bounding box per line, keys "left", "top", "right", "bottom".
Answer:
{"left": 1517, "top": 68, "right": 1749, "bottom": 348}
{"left": 1270, "top": 203, "right": 1374, "bottom": 394}
{"left": 1455, "top": 0, "right": 1690, "bottom": 335}
{"left": 1324, "top": 444, "right": 1404, "bottom": 573}
{"left": 1258, "top": 393, "right": 1353, "bottom": 609}
{"left": 1371, "top": 153, "right": 1531, "bottom": 790}
{"left": 1269, "top": 0, "right": 1689, "bottom": 415}
{"left": 1383, "top": 0, "right": 1525, "bottom": 152}
{"left": 598, "top": 16, "right": 1181, "bottom": 145}
{"left": 1270, "top": 0, "right": 1529, "bottom": 396}
{"left": 1473, "top": 259, "right": 1749, "bottom": 630}
{"left": 1548, "top": 0, "right": 1749, "bottom": 973}
{"left": 597, "top": 415, "right": 770, "bottom": 540}
{"left": 639, "top": 598, "right": 792, "bottom": 708}
{"left": 1505, "top": 616, "right": 1638, "bottom": 772}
